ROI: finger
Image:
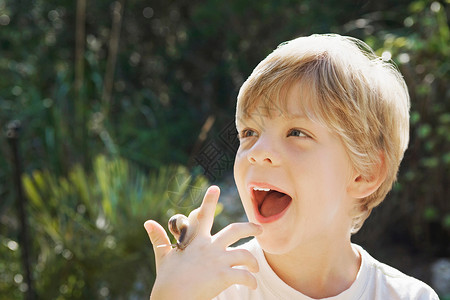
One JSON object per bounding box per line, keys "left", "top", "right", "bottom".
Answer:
{"left": 225, "top": 249, "right": 259, "bottom": 273}
{"left": 144, "top": 220, "right": 171, "bottom": 268}
{"left": 221, "top": 268, "right": 258, "bottom": 290}
{"left": 196, "top": 185, "right": 220, "bottom": 235}
{"left": 213, "top": 222, "right": 262, "bottom": 248}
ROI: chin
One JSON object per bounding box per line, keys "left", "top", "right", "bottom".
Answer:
{"left": 242, "top": 204, "right": 297, "bottom": 255}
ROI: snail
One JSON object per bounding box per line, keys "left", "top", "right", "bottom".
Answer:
{"left": 168, "top": 209, "right": 199, "bottom": 250}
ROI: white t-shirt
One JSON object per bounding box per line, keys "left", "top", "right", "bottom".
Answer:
{"left": 214, "top": 239, "right": 439, "bottom": 300}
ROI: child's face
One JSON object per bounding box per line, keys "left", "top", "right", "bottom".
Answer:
{"left": 234, "top": 84, "right": 356, "bottom": 254}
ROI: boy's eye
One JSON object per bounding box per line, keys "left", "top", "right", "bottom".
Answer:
{"left": 287, "top": 128, "right": 309, "bottom": 138}
{"left": 240, "top": 129, "right": 258, "bottom": 139}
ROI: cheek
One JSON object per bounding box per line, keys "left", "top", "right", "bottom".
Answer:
{"left": 321, "top": 151, "right": 353, "bottom": 192}
{"left": 234, "top": 147, "right": 254, "bottom": 184}
{"left": 305, "top": 152, "right": 352, "bottom": 220}
{"left": 233, "top": 148, "right": 246, "bottom": 175}
{"left": 233, "top": 155, "right": 244, "bottom": 193}
{"left": 303, "top": 145, "right": 350, "bottom": 185}
{"left": 233, "top": 151, "right": 252, "bottom": 212}
{"left": 292, "top": 151, "right": 348, "bottom": 215}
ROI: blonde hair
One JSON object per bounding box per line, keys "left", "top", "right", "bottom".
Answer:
{"left": 236, "top": 34, "right": 410, "bottom": 232}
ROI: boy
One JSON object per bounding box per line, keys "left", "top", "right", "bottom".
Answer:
{"left": 144, "top": 34, "right": 439, "bottom": 299}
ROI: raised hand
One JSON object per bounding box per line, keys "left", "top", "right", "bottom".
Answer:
{"left": 144, "top": 185, "right": 262, "bottom": 300}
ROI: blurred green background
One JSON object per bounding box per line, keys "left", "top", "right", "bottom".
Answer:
{"left": 0, "top": 0, "right": 449, "bottom": 299}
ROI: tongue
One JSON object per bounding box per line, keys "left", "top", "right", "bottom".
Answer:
{"left": 259, "top": 191, "right": 291, "bottom": 218}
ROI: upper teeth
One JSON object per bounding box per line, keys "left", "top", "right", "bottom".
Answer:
{"left": 253, "top": 187, "right": 270, "bottom": 191}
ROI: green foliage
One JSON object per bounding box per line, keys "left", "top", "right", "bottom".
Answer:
{"left": 365, "top": 0, "right": 449, "bottom": 253}
{"left": 0, "top": 237, "right": 23, "bottom": 299}
{"left": 1, "top": 155, "right": 209, "bottom": 299}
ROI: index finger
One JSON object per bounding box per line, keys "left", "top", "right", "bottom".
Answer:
{"left": 196, "top": 185, "right": 220, "bottom": 235}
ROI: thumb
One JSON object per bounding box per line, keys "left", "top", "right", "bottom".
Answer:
{"left": 144, "top": 220, "right": 171, "bottom": 268}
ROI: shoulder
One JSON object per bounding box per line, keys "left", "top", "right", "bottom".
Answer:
{"left": 356, "top": 245, "right": 439, "bottom": 300}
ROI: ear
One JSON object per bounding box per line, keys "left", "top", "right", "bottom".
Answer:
{"left": 347, "top": 153, "right": 387, "bottom": 199}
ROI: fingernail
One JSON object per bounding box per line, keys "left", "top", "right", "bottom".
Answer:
{"left": 208, "top": 185, "right": 220, "bottom": 194}
{"left": 144, "top": 221, "right": 153, "bottom": 232}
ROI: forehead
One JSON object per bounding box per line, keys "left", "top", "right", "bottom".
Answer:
{"left": 236, "top": 80, "right": 318, "bottom": 124}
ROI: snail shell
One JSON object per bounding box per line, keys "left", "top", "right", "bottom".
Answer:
{"left": 168, "top": 209, "right": 199, "bottom": 250}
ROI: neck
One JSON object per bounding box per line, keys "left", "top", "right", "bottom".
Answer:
{"left": 263, "top": 236, "right": 361, "bottom": 299}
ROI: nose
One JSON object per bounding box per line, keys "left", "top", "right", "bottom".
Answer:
{"left": 247, "top": 136, "right": 280, "bottom": 166}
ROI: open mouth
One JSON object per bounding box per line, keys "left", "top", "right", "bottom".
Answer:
{"left": 251, "top": 185, "right": 292, "bottom": 221}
